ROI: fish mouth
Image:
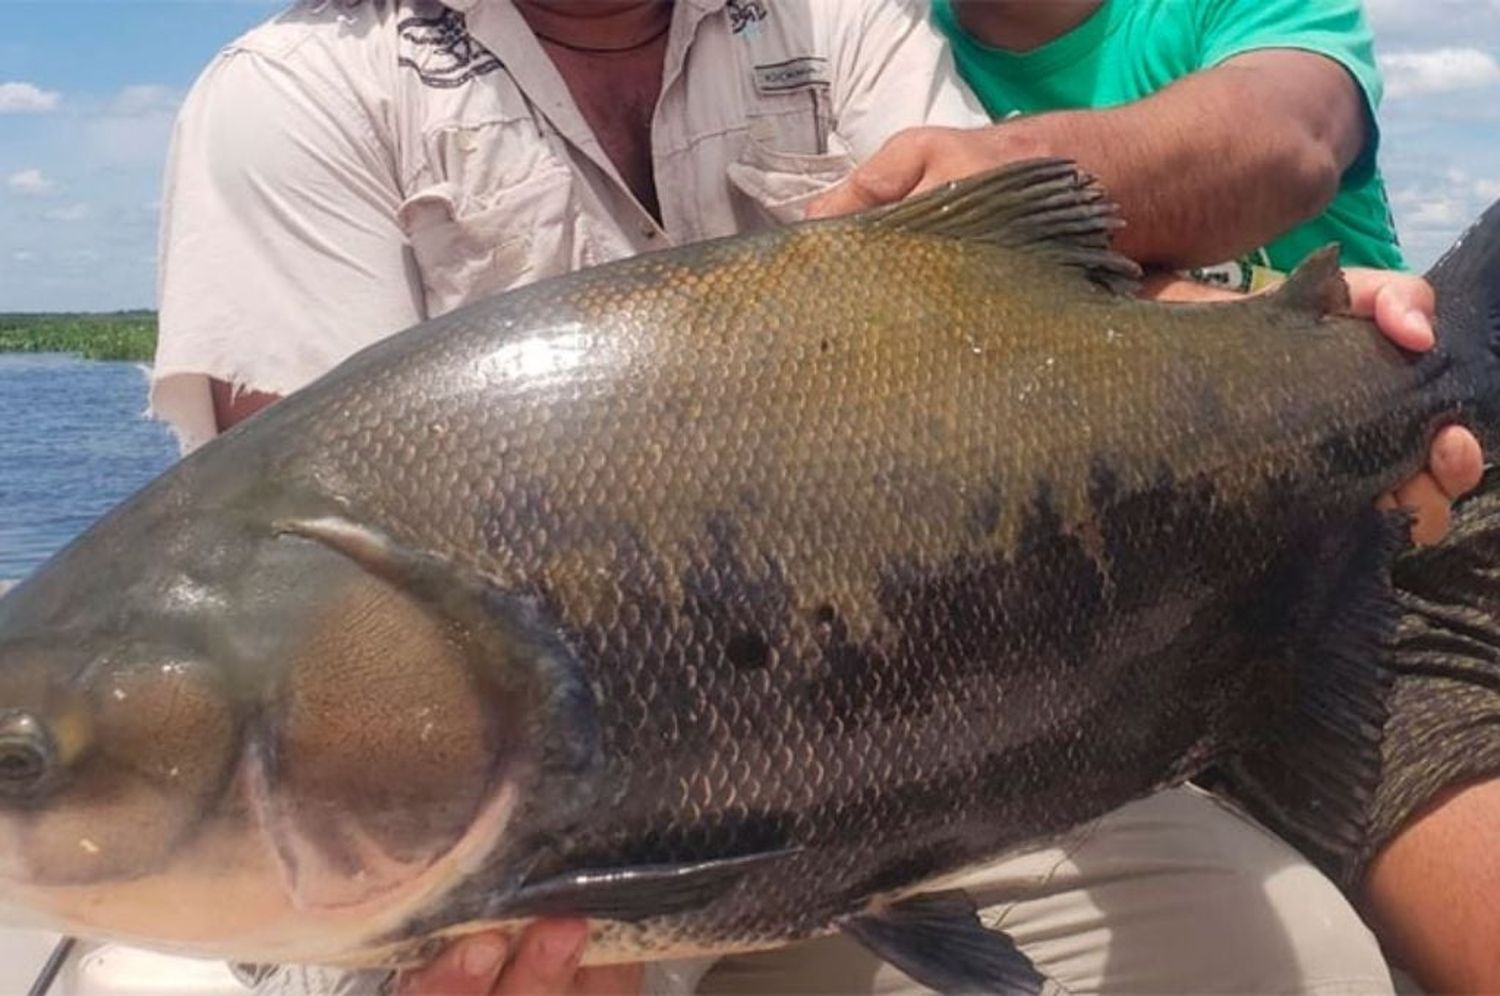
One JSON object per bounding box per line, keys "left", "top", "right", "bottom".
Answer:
{"left": 0, "top": 753, "right": 530, "bottom": 966}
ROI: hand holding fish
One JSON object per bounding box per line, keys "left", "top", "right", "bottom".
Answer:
{"left": 1351, "top": 269, "right": 1485, "bottom": 545}
{"left": 398, "top": 922, "right": 643, "bottom": 996}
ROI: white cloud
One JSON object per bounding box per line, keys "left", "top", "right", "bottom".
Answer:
{"left": 1411, "top": 199, "right": 1466, "bottom": 226}
{"left": 86, "top": 108, "right": 178, "bottom": 168}
{"left": 1368, "top": 0, "right": 1500, "bottom": 37}
{"left": 12, "top": 250, "right": 35, "bottom": 263}
{"left": 108, "top": 84, "right": 180, "bottom": 117}
{"left": 43, "top": 203, "right": 90, "bottom": 223}
{"left": 7, "top": 168, "right": 56, "bottom": 197}
{"left": 1477, "top": 179, "right": 1500, "bottom": 201}
{"left": 1380, "top": 48, "right": 1500, "bottom": 98}
{"left": 0, "top": 81, "right": 61, "bottom": 113}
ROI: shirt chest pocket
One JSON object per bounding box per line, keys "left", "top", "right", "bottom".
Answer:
{"left": 727, "top": 65, "right": 853, "bottom": 224}
{"left": 727, "top": 123, "right": 856, "bottom": 225}
{"left": 399, "top": 165, "right": 582, "bottom": 317}
{"left": 397, "top": 96, "right": 589, "bottom": 317}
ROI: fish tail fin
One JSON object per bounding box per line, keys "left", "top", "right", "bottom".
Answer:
{"left": 1428, "top": 198, "right": 1500, "bottom": 442}
{"left": 1213, "top": 508, "right": 1407, "bottom": 889}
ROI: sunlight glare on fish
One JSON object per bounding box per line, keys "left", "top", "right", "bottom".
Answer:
{"left": 476, "top": 327, "right": 595, "bottom": 385}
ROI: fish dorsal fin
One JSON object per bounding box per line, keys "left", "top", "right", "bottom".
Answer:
{"left": 860, "top": 157, "right": 1143, "bottom": 295}
{"left": 1271, "top": 244, "right": 1350, "bottom": 316}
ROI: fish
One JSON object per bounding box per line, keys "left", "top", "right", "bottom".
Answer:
{"left": 1, "top": 159, "right": 1498, "bottom": 993}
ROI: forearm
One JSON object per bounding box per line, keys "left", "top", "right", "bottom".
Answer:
{"left": 1362, "top": 778, "right": 1500, "bottom": 993}
{"left": 989, "top": 53, "right": 1363, "bottom": 268}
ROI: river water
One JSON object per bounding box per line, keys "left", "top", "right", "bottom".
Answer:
{"left": 0, "top": 353, "right": 178, "bottom": 581}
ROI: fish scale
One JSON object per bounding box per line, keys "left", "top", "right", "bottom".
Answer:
{"left": 1, "top": 161, "right": 1499, "bottom": 992}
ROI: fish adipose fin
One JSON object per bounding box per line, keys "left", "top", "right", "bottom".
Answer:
{"left": 841, "top": 890, "right": 1045, "bottom": 996}
{"left": 493, "top": 849, "right": 800, "bottom": 922}
{"left": 1219, "top": 508, "right": 1408, "bottom": 888}
{"left": 1270, "top": 245, "right": 1350, "bottom": 317}
{"left": 860, "top": 157, "right": 1142, "bottom": 296}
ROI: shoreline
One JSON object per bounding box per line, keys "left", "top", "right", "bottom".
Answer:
{"left": 0, "top": 312, "right": 157, "bottom": 363}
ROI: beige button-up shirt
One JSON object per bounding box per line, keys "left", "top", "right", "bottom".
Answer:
{"left": 152, "top": 0, "right": 987, "bottom": 449}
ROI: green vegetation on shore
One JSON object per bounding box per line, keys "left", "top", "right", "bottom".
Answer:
{"left": 0, "top": 311, "right": 157, "bottom": 362}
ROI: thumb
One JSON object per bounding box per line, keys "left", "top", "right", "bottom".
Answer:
{"left": 398, "top": 931, "right": 510, "bottom": 995}
{"left": 805, "top": 130, "right": 933, "bottom": 219}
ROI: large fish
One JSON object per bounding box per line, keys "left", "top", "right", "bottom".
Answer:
{"left": 1, "top": 160, "right": 1498, "bottom": 992}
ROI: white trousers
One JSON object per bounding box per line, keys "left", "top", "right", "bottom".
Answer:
{"left": 689, "top": 786, "right": 1394, "bottom": 995}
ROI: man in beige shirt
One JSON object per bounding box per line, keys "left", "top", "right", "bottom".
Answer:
{"left": 154, "top": 0, "right": 987, "bottom": 447}
{"left": 151, "top": 3, "right": 1473, "bottom": 995}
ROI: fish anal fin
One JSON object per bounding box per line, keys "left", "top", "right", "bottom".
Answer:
{"left": 841, "top": 890, "right": 1045, "bottom": 996}
{"left": 1219, "top": 507, "right": 1407, "bottom": 887}
{"left": 1271, "top": 244, "right": 1350, "bottom": 318}
{"left": 494, "top": 849, "right": 800, "bottom": 922}
{"left": 857, "top": 158, "right": 1142, "bottom": 297}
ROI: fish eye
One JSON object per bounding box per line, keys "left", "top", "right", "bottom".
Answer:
{"left": 0, "top": 711, "right": 56, "bottom": 798}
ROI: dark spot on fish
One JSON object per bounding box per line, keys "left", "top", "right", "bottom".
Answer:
{"left": 820, "top": 339, "right": 830, "bottom": 354}
{"left": 967, "top": 480, "right": 1004, "bottom": 539}
{"left": 1088, "top": 458, "right": 1224, "bottom": 608}
{"left": 1194, "top": 382, "right": 1229, "bottom": 436}
{"left": 726, "top": 631, "right": 770, "bottom": 670}
{"left": 802, "top": 481, "right": 1111, "bottom": 740}
{"left": 884, "top": 480, "right": 1106, "bottom": 673}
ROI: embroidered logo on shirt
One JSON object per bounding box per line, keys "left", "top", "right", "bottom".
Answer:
{"left": 397, "top": 9, "right": 502, "bottom": 89}
{"left": 727, "top": 0, "right": 769, "bottom": 35}
{"left": 752, "top": 56, "right": 829, "bottom": 95}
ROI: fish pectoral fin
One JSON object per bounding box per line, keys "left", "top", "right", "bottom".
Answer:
{"left": 495, "top": 848, "right": 801, "bottom": 922}
{"left": 856, "top": 157, "right": 1141, "bottom": 296}
{"left": 841, "top": 890, "right": 1045, "bottom": 996}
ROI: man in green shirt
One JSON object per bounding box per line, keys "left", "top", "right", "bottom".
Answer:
{"left": 816, "top": 0, "right": 1406, "bottom": 280}
{"left": 811, "top": 1, "right": 1494, "bottom": 991}
{"left": 933, "top": 0, "right": 1406, "bottom": 282}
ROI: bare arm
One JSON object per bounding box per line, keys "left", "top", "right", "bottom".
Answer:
{"left": 809, "top": 49, "right": 1366, "bottom": 268}
{"left": 210, "top": 380, "right": 281, "bottom": 433}
{"left": 1363, "top": 778, "right": 1500, "bottom": 993}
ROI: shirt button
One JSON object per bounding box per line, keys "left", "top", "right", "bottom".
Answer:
{"left": 642, "top": 224, "right": 657, "bottom": 240}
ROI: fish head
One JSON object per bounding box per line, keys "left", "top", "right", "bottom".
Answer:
{"left": 0, "top": 451, "right": 544, "bottom": 964}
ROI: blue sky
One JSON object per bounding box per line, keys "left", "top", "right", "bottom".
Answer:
{"left": 0, "top": 1, "right": 280, "bottom": 312}
{"left": 0, "top": 0, "right": 1498, "bottom": 311}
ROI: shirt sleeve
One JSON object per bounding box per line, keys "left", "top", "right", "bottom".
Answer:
{"left": 821, "top": 0, "right": 990, "bottom": 163}
{"left": 152, "top": 40, "right": 423, "bottom": 452}
{"left": 1196, "top": 0, "right": 1385, "bottom": 183}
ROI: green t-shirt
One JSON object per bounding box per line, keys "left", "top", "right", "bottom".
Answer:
{"left": 933, "top": 0, "right": 1407, "bottom": 280}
